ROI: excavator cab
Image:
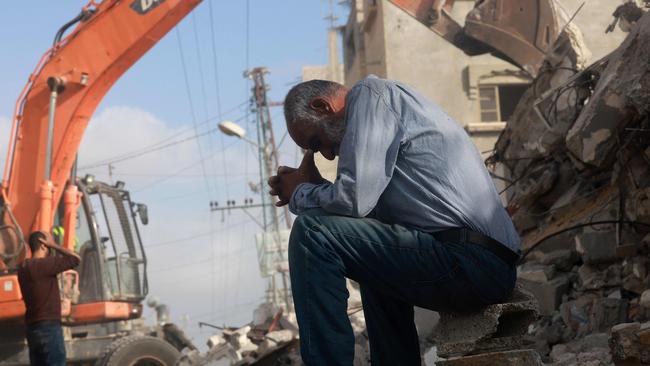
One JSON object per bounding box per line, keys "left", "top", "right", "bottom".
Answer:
{"left": 58, "top": 176, "right": 148, "bottom": 323}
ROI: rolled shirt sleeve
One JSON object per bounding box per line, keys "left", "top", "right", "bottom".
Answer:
{"left": 289, "top": 84, "right": 404, "bottom": 217}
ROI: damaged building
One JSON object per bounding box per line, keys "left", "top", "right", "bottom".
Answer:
{"left": 491, "top": 1, "right": 650, "bottom": 364}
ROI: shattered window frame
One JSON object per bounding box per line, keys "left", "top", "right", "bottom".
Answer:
{"left": 479, "top": 83, "right": 529, "bottom": 123}
{"left": 479, "top": 85, "right": 500, "bottom": 122}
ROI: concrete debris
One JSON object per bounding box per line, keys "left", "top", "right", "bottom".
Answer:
{"left": 431, "top": 283, "right": 539, "bottom": 357}
{"left": 521, "top": 274, "right": 570, "bottom": 316}
{"left": 641, "top": 290, "right": 650, "bottom": 309}
{"left": 257, "top": 330, "right": 294, "bottom": 354}
{"left": 608, "top": 321, "right": 650, "bottom": 364}
{"left": 436, "top": 349, "right": 543, "bottom": 366}
{"left": 490, "top": 5, "right": 650, "bottom": 365}
{"left": 575, "top": 231, "right": 618, "bottom": 264}
{"left": 179, "top": 281, "right": 373, "bottom": 366}
{"left": 177, "top": 303, "right": 300, "bottom": 366}
{"left": 536, "top": 249, "right": 578, "bottom": 272}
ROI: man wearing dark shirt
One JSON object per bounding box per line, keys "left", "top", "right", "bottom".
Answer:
{"left": 18, "top": 231, "right": 81, "bottom": 366}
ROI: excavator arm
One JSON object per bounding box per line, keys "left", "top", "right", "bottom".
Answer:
{"left": 388, "top": 0, "right": 568, "bottom": 77}
{"left": 1, "top": 0, "right": 201, "bottom": 265}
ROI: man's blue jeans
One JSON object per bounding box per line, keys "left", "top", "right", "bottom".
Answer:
{"left": 288, "top": 209, "right": 517, "bottom": 366}
{"left": 26, "top": 321, "right": 66, "bottom": 366}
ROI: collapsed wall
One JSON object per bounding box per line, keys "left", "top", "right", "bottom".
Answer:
{"left": 488, "top": 4, "right": 650, "bottom": 365}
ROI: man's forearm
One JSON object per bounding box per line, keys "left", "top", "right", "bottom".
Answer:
{"left": 48, "top": 243, "right": 81, "bottom": 261}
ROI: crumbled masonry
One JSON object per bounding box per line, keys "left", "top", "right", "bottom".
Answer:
{"left": 484, "top": 4, "right": 650, "bottom": 366}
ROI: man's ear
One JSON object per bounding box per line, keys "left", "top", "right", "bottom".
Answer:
{"left": 309, "top": 97, "right": 332, "bottom": 114}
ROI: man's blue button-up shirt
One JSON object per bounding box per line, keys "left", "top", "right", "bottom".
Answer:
{"left": 289, "top": 76, "right": 521, "bottom": 253}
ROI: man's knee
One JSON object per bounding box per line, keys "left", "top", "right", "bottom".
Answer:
{"left": 289, "top": 214, "right": 317, "bottom": 251}
{"left": 289, "top": 212, "right": 332, "bottom": 259}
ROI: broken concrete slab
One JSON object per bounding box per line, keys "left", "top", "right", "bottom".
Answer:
{"left": 590, "top": 298, "right": 629, "bottom": 333}
{"left": 566, "top": 12, "right": 650, "bottom": 168}
{"left": 560, "top": 294, "right": 597, "bottom": 337}
{"left": 518, "top": 264, "right": 557, "bottom": 283}
{"left": 207, "top": 334, "right": 226, "bottom": 349}
{"left": 640, "top": 290, "right": 650, "bottom": 309}
{"left": 575, "top": 231, "right": 618, "bottom": 264}
{"left": 578, "top": 263, "right": 623, "bottom": 290}
{"left": 537, "top": 249, "right": 578, "bottom": 272}
{"left": 609, "top": 322, "right": 642, "bottom": 364}
{"left": 435, "top": 349, "right": 543, "bottom": 366}
{"left": 257, "top": 329, "right": 294, "bottom": 355}
{"left": 431, "top": 284, "right": 539, "bottom": 357}
{"left": 520, "top": 274, "right": 570, "bottom": 316}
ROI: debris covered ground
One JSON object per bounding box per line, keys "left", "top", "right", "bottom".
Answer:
{"left": 181, "top": 3, "right": 650, "bottom": 365}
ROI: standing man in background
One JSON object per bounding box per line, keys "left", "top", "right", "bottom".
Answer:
{"left": 18, "top": 231, "right": 80, "bottom": 366}
{"left": 269, "top": 76, "right": 520, "bottom": 365}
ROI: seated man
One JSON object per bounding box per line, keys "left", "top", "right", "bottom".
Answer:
{"left": 268, "top": 76, "right": 521, "bottom": 366}
{"left": 17, "top": 231, "right": 81, "bottom": 366}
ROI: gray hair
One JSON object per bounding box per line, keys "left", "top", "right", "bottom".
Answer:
{"left": 283, "top": 79, "right": 345, "bottom": 127}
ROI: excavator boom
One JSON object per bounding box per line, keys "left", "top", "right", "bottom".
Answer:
{"left": 1, "top": 0, "right": 201, "bottom": 262}
{"left": 388, "top": 0, "right": 568, "bottom": 76}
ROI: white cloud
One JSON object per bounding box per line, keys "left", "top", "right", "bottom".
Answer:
{"left": 78, "top": 106, "right": 200, "bottom": 181}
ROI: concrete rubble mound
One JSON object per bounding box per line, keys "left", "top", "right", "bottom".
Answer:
{"left": 432, "top": 284, "right": 539, "bottom": 357}
{"left": 176, "top": 282, "right": 371, "bottom": 366}
{"left": 177, "top": 303, "right": 301, "bottom": 366}
{"left": 486, "top": 2, "right": 650, "bottom": 365}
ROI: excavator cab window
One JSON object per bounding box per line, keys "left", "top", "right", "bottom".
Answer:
{"left": 84, "top": 181, "right": 148, "bottom": 302}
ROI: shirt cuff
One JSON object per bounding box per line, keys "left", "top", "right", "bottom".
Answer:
{"left": 289, "top": 182, "right": 319, "bottom": 215}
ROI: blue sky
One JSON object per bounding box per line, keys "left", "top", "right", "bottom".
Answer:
{"left": 0, "top": 0, "right": 348, "bottom": 348}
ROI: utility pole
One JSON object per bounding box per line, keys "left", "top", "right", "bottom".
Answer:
{"left": 210, "top": 68, "right": 293, "bottom": 312}
{"left": 245, "top": 66, "right": 291, "bottom": 311}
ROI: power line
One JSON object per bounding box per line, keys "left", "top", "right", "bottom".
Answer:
{"left": 176, "top": 26, "right": 213, "bottom": 198}
{"left": 106, "top": 172, "right": 251, "bottom": 178}
{"left": 208, "top": 0, "right": 230, "bottom": 200}
{"left": 148, "top": 244, "right": 256, "bottom": 276}
{"left": 79, "top": 113, "right": 247, "bottom": 170}
{"left": 147, "top": 218, "right": 255, "bottom": 272}
{"left": 191, "top": 10, "right": 221, "bottom": 198}
{"left": 191, "top": 11, "right": 211, "bottom": 126}
{"left": 208, "top": 0, "right": 227, "bottom": 316}
{"left": 132, "top": 147, "right": 224, "bottom": 192}
{"left": 144, "top": 231, "right": 212, "bottom": 249}
{"left": 80, "top": 127, "right": 216, "bottom": 170}
{"left": 208, "top": 0, "right": 223, "bottom": 120}
{"left": 103, "top": 100, "right": 246, "bottom": 159}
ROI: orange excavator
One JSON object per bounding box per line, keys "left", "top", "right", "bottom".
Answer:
{"left": 0, "top": 0, "right": 571, "bottom": 364}
{"left": 0, "top": 1, "right": 200, "bottom": 364}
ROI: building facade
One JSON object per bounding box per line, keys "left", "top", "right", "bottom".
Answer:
{"left": 340, "top": 0, "right": 627, "bottom": 158}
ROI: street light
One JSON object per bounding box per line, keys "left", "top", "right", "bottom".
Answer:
{"left": 218, "top": 120, "right": 246, "bottom": 138}
{"left": 218, "top": 120, "right": 260, "bottom": 147}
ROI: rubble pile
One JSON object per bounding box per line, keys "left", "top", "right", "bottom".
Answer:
{"left": 178, "top": 303, "right": 301, "bottom": 366}
{"left": 432, "top": 285, "right": 544, "bottom": 365}
{"left": 489, "top": 3, "right": 650, "bottom": 365}
{"left": 177, "top": 281, "right": 371, "bottom": 366}
{"left": 521, "top": 240, "right": 650, "bottom": 364}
